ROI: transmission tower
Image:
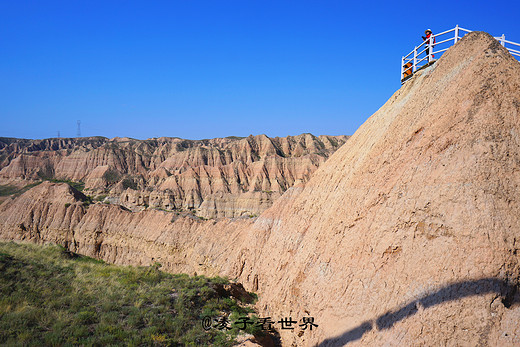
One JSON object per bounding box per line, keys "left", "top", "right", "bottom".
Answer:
{"left": 77, "top": 120, "right": 81, "bottom": 137}
{"left": 57, "top": 131, "right": 60, "bottom": 139}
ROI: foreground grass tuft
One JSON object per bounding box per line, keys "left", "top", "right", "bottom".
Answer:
{"left": 0, "top": 242, "right": 260, "bottom": 346}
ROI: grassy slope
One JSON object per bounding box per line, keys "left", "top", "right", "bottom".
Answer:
{"left": 0, "top": 242, "right": 261, "bottom": 346}
{"left": 0, "top": 179, "right": 85, "bottom": 199}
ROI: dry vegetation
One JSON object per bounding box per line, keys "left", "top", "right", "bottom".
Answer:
{"left": 0, "top": 242, "right": 262, "bottom": 346}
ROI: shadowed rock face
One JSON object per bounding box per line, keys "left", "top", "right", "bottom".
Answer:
{"left": 1, "top": 32, "right": 520, "bottom": 346}
{"left": 0, "top": 134, "right": 348, "bottom": 218}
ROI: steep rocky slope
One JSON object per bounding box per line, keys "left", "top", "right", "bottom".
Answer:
{"left": 1, "top": 31, "right": 520, "bottom": 346}
{"left": 0, "top": 134, "right": 347, "bottom": 218}
{"left": 238, "top": 31, "right": 520, "bottom": 345}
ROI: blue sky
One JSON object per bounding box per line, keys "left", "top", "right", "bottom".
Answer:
{"left": 1, "top": 0, "right": 519, "bottom": 140}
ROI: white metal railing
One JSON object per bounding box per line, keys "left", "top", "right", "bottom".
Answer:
{"left": 401, "top": 25, "right": 520, "bottom": 82}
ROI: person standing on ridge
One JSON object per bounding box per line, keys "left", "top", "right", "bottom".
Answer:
{"left": 422, "top": 29, "right": 436, "bottom": 62}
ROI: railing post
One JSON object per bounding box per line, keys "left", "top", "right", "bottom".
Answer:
{"left": 500, "top": 34, "right": 505, "bottom": 47}
{"left": 413, "top": 46, "right": 417, "bottom": 72}
{"left": 429, "top": 35, "right": 433, "bottom": 62}
{"left": 454, "top": 24, "right": 459, "bottom": 43}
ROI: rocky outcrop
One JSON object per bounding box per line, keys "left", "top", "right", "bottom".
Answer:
{"left": 1, "top": 32, "right": 520, "bottom": 346}
{"left": 0, "top": 181, "right": 254, "bottom": 275}
{"left": 0, "top": 134, "right": 348, "bottom": 218}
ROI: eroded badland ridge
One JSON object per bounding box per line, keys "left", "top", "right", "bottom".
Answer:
{"left": 1, "top": 32, "right": 520, "bottom": 346}
{"left": 0, "top": 134, "right": 348, "bottom": 218}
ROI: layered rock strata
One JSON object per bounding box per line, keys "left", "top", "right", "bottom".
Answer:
{"left": 0, "top": 134, "right": 347, "bottom": 218}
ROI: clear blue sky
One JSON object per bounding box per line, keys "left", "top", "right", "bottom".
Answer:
{"left": 1, "top": 0, "right": 519, "bottom": 140}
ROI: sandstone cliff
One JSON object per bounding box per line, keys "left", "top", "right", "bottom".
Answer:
{"left": 1, "top": 32, "right": 520, "bottom": 346}
{"left": 0, "top": 134, "right": 347, "bottom": 218}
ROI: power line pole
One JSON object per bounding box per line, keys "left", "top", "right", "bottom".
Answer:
{"left": 57, "top": 131, "right": 60, "bottom": 139}
{"left": 77, "top": 120, "right": 81, "bottom": 137}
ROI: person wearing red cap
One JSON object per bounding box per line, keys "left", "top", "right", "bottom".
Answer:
{"left": 422, "top": 29, "right": 436, "bottom": 62}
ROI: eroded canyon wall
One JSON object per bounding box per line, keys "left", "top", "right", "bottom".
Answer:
{"left": 0, "top": 133, "right": 348, "bottom": 218}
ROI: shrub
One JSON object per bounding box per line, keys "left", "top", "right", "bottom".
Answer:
{"left": 94, "top": 194, "right": 108, "bottom": 202}
{"left": 121, "top": 177, "right": 138, "bottom": 190}
{"left": 102, "top": 169, "right": 120, "bottom": 185}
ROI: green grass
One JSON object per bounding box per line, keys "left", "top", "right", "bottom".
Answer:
{"left": 94, "top": 194, "right": 108, "bottom": 202}
{"left": 0, "top": 242, "right": 262, "bottom": 346}
{"left": 0, "top": 178, "right": 84, "bottom": 199}
{"left": 0, "top": 182, "right": 43, "bottom": 197}
{"left": 0, "top": 182, "right": 44, "bottom": 198}
{"left": 0, "top": 185, "right": 19, "bottom": 196}
{"left": 82, "top": 195, "right": 93, "bottom": 207}
{"left": 47, "top": 178, "right": 85, "bottom": 192}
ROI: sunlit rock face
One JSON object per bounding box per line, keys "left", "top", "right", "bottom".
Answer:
{"left": 0, "top": 133, "right": 348, "bottom": 217}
